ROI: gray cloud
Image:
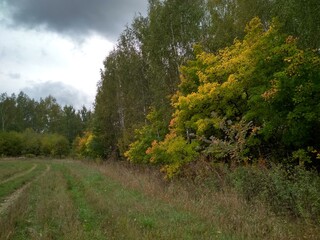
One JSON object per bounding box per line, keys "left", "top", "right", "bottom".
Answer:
{"left": 1, "top": 71, "right": 21, "bottom": 80}
{"left": 8, "top": 72, "right": 21, "bottom": 79}
{"left": 22, "top": 81, "right": 92, "bottom": 109}
{"left": 4, "top": 0, "right": 147, "bottom": 40}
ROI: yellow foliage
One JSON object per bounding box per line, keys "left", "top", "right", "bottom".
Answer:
{"left": 74, "top": 131, "right": 95, "bottom": 157}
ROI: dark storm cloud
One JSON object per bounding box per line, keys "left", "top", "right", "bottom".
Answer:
{"left": 22, "top": 81, "right": 92, "bottom": 109}
{"left": 5, "top": 0, "right": 147, "bottom": 40}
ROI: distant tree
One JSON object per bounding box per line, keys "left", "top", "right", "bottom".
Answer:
{"left": 59, "top": 105, "right": 82, "bottom": 143}
{"left": 0, "top": 90, "right": 91, "bottom": 158}
{"left": 0, "top": 93, "right": 17, "bottom": 131}
{"left": 79, "top": 105, "right": 92, "bottom": 130}
{"left": 15, "top": 92, "right": 36, "bottom": 131}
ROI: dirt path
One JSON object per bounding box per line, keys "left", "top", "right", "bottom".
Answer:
{"left": 0, "top": 164, "right": 50, "bottom": 216}
{"left": 0, "top": 164, "right": 37, "bottom": 185}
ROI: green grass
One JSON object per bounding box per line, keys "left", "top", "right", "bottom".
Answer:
{"left": 0, "top": 159, "right": 319, "bottom": 240}
{"left": 0, "top": 161, "right": 34, "bottom": 182}
{"left": 11, "top": 163, "right": 85, "bottom": 240}
{"left": 62, "top": 162, "right": 230, "bottom": 239}
{"left": 0, "top": 162, "right": 46, "bottom": 202}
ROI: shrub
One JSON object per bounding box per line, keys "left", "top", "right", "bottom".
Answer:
{"left": 73, "top": 131, "right": 107, "bottom": 159}
{"left": 230, "top": 165, "right": 320, "bottom": 222}
{"left": 125, "top": 126, "right": 157, "bottom": 164}
{"left": 41, "top": 134, "right": 69, "bottom": 158}
{"left": 0, "top": 131, "right": 23, "bottom": 156}
{"left": 21, "top": 128, "right": 41, "bottom": 156}
{"left": 147, "top": 133, "right": 199, "bottom": 178}
{"left": 290, "top": 167, "right": 320, "bottom": 221}
{"left": 125, "top": 108, "right": 169, "bottom": 164}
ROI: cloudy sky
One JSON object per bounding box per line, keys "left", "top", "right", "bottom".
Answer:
{"left": 0, "top": 0, "right": 148, "bottom": 108}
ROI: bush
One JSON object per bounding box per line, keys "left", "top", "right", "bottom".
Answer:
{"left": 290, "top": 167, "right": 320, "bottom": 221}
{"left": 147, "top": 133, "right": 199, "bottom": 178}
{"left": 41, "top": 134, "right": 69, "bottom": 158}
{"left": 125, "top": 108, "right": 169, "bottom": 164}
{"left": 125, "top": 126, "right": 157, "bottom": 164}
{"left": 21, "top": 128, "right": 41, "bottom": 156}
{"left": 230, "top": 165, "right": 320, "bottom": 222}
{"left": 73, "top": 131, "right": 103, "bottom": 159}
{"left": 0, "top": 131, "right": 70, "bottom": 158}
{"left": 0, "top": 131, "right": 23, "bottom": 156}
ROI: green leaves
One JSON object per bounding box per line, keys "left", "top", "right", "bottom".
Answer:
{"left": 94, "top": 0, "right": 320, "bottom": 175}
{"left": 148, "top": 17, "right": 320, "bottom": 175}
{"left": 0, "top": 130, "right": 69, "bottom": 158}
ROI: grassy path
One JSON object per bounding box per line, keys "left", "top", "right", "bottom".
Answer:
{"left": 0, "top": 164, "right": 49, "bottom": 216}
{"left": 61, "top": 162, "right": 229, "bottom": 239}
{"left": 0, "top": 163, "right": 47, "bottom": 203}
{"left": 0, "top": 159, "right": 318, "bottom": 239}
{"left": 0, "top": 161, "right": 35, "bottom": 182}
{"left": 11, "top": 163, "right": 84, "bottom": 240}
{"left": 0, "top": 160, "right": 231, "bottom": 240}
{"left": 0, "top": 163, "right": 37, "bottom": 185}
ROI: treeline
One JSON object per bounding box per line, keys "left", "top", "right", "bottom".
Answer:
{"left": 0, "top": 130, "right": 69, "bottom": 158}
{"left": 0, "top": 92, "right": 92, "bottom": 157}
{"left": 86, "top": 0, "right": 320, "bottom": 177}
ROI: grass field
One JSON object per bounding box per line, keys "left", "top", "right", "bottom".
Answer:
{"left": 0, "top": 159, "right": 319, "bottom": 240}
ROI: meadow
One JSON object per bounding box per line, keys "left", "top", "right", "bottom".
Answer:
{"left": 0, "top": 159, "right": 318, "bottom": 239}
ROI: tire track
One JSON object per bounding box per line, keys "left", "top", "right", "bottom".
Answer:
{"left": 0, "top": 164, "right": 37, "bottom": 185}
{"left": 0, "top": 164, "right": 51, "bottom": 216}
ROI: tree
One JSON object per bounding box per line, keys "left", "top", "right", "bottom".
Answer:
{"left": 93, "top": 23, "right": 151, "bottom": 158}
{"left": 272, "top": 0, "right": 320, "bottom": 49}
{"left": 93, "top": 0, "right": 320, "bottom": 163}
{"left": 144, "top": 18, "right": 320, "bottom": 176}
{"left": 0, "top": 93, "right": 17, "bottom": 131}
{"left": 0, "top": 91, "right": 88, "bottom": 157}
{"left": 60, "top": 105, "right": 82, "bottom": 143}
{"left": 39, "top": 96, "right": 63, "bottom": 133}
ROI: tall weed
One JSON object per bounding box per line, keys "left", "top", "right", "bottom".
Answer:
{"left": 230, "top": 165, "right": 320, "bottom": 223}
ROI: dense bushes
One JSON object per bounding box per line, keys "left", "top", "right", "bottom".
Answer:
{"left": 0, "top": 129, "right": 69, "bottom": 158}
{"left": 40, "top": 134, "right": 70, "bottom": 158}
{"left": 0, "top": 131, "right": 23, "bottom": 157}
{"left": 178, "top": 160, "right": 320, "bottom": 223}
{"left": 230, "top": 165, "right": 320, "bottom": 222}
